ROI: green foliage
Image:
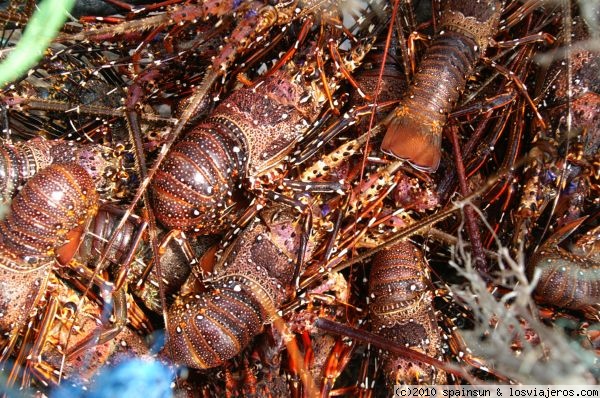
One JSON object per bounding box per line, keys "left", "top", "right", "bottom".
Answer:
{"left": 0, "top": 0, "right": 75, "bottom": 88}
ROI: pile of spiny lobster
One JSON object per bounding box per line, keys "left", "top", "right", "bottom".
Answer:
{"left": 0, "top": 0, "right": 598, "bottom": 395}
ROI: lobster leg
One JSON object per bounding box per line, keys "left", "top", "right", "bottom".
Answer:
{"left": 448, "top": 125, "right": 488, "bottom": 275}
{"left": 66, "top": 290, "right": 128, "bottom": 358}
{"left": 315, "top": 317, "right": 472, "bottom": 382}
{"left": 85, "top": 204, "right": 148, "bottom": 290}
{"left": 448, "top": 91, "right": 517, "bottom": 120}
{"left": 319, "top": 339, "right": 356, "bottom": 397}
{"left": 482, "top": 57, "right": 546, "bottom": 129}
{"left": 57, "top": 266, "right": 129, "bottom": 357}
{"left": 294, "top": 101, "right": 398, "bottom": 166}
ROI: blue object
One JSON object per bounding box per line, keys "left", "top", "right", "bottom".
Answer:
{"left": 51, "top": 358, "right": 174, "bottom": 398}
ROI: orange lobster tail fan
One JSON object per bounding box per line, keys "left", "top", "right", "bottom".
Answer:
{"left": 381, "top": 110, "right": 442, "bottom": 172}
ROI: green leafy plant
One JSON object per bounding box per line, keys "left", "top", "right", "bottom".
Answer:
{"left": 0, "top": 0, "right": 75, "bottom": 88}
